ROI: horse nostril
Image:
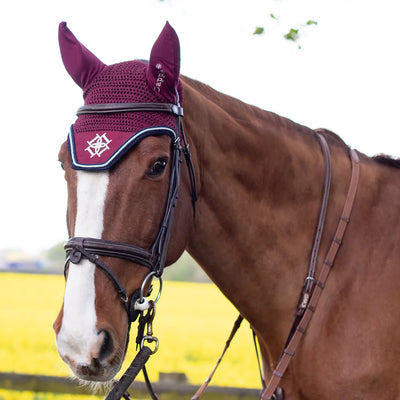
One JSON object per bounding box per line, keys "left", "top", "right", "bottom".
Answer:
{"left": 77, "top": 361, "right": 99, "bottom": 377}
{"left": 98, "top": 330, "right": 114, "bottom": 361}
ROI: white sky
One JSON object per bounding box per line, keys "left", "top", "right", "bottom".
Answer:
{"left": 0, "top": 0, "right": 399, "bottom": 254}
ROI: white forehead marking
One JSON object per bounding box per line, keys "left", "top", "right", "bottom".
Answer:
{"left": 74, "top": 171, "right": 109, "bottom": 237}
{"left": 57, "top": 170, "right": 109, "bottom": 364}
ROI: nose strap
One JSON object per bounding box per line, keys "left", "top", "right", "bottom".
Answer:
{"left": 65, "top": 237, "right": 155, "bottom": 270}
{"left": 64, "top": 240, "right": 161, "bottom": 323}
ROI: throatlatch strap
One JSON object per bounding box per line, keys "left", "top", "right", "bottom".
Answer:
{"left": 261, "top": 147, "right": 360, "bottom": 400}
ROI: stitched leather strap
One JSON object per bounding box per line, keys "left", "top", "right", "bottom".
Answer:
{"left": 65, "top": 237, "right": 155, "bottom": 270}
{"left": 105, "top": 346, "right": 153, "bottom": 400}
{"left": 261, "top": 147, "right": 360, "bottom": 400}
{"left": 77, "top": 102, "right": 184, "bottom": 117}
{"left": 304, "top": 134, "right": 332, "bottom": 295}
{"left": 65, "top": 241, "right": 129, "bottom": 303}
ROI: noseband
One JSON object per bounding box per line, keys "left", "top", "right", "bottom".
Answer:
{"left": 64, "top": 101, "right": 197, "bottom": 322}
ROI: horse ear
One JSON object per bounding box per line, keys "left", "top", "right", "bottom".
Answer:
{"left": 58, "top": 22, "right": 105, "bottom": 89}
{"left": 147, "top": 22, "right": 181, "bottom": 103}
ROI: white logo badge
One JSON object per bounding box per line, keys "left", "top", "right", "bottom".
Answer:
{"left": 85, "top": 133, "right": 112, "bottom": 158}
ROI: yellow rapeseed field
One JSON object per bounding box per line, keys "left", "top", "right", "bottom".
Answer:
{"left": 0, "top": 273, "right": 260, "bottom": 399}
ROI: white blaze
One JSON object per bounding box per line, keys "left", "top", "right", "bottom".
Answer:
{"left": 57, "top": 170, "right": 109, "bottom": 364}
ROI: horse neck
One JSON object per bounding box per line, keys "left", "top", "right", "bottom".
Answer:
{"left": 181, "top": 78, "right": 330, "bottom": 358}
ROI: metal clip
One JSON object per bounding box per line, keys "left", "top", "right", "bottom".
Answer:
{"left": 135, "top": 300, "right": 158, "bottom": 353}
{"left": 140, "top": 336, "right": 159, "bottom": 354}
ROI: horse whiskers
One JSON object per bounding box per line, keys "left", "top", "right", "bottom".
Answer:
{"left": 113, "top": 343, "right": 126, "bottom": 367}
{"left": 74, "top": 377, "right": 113, "bottom": 395}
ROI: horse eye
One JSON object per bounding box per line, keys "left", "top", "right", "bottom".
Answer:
{"left": 147, "top": 158, "right": 168, "bottom": 177}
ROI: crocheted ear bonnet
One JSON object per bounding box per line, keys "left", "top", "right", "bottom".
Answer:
{"left": 59, "top": 22, "right": 183, "bottom": 170}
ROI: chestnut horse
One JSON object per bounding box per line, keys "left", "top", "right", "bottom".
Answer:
{"left": 54, "top": 22, "right": 400, "bottom": 399}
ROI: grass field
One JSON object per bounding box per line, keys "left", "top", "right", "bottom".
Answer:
{"left": 0, "top": 273, "right": 260, "bottom": 399}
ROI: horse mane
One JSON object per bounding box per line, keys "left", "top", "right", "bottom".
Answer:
{"left": 182, "top": 76, "right": 313, "bottom": 134}
{"left": 183, "top": 77, "right": 400, "bottom": 172}
{"left": 372, "top": 154, "right": 400, "bottom": 169}
{"left": 182, "top": 76, "right": 351, "bottom": 152}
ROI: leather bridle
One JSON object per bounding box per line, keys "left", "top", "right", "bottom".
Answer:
{"left": 64, "top": 101, "right": 197, "bottom": 323}
{"left": 62, "top": 101, "right": 361, "bottom": 400}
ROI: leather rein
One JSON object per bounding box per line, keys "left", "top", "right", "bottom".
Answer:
{"left": 190, "top": 134, "right": 360, "bottom": 400}
{"left": 261, "top": 133, "right": 360, "bottom": 400}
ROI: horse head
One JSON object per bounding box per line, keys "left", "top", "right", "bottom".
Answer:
{"left": 53, "top": 22, "right": 196, "bottom": 382}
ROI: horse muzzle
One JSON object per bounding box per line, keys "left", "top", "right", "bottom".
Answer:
{"left": 56, "top": 327, "right": 124, "bottom": 382}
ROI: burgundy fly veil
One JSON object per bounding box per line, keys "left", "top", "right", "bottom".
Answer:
{"left": 59, "top": 22, "right": 183, "bottom": 170}
{"left": 59, "top": 22, "right": 198, "bottom": 397}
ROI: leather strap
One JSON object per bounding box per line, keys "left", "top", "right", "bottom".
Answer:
{"left": 105, "top": 346, "right": 153, "bottom": 400}
{"left": 65, "top": 237, "right": 155, "bottom": 270}
{"left": 77, "top": 102, "right": 184, "bottom": 117}
{"left": 261, "top": 146, "right": 360, "bottom": 400}
{"left": 191, "top": 315, "right": 244, "bottom": 400}
{"left": 64, "top": 240, "right": 129, "bottom": 303}
{"left": 303, "top": 134, "right": 332, "bottom": 297}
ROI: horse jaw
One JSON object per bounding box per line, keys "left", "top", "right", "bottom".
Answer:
{"left": 55, "top": 171, "right": 124, "bottom": 381}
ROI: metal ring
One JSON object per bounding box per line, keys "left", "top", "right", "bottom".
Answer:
{"left": 140, "top": 336, "right": 159, "bottom": 354}
{"left": 139, "top": 271, "right": 163, "bottom": 305}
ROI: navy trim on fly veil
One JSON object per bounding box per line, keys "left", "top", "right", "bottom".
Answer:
{"left": 68, "top": 125, "right": 177, "bottom": 171}
{"left": 68, "top": 102, "right": 182, "bottom": 171}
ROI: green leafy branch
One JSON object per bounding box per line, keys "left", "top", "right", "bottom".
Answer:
{"left": 253, "top": 15, "right": 318, "bottom": 49}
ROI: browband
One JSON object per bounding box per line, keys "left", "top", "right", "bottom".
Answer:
{"left": 77, "top": 102, "right": 184, "bottom": 117}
